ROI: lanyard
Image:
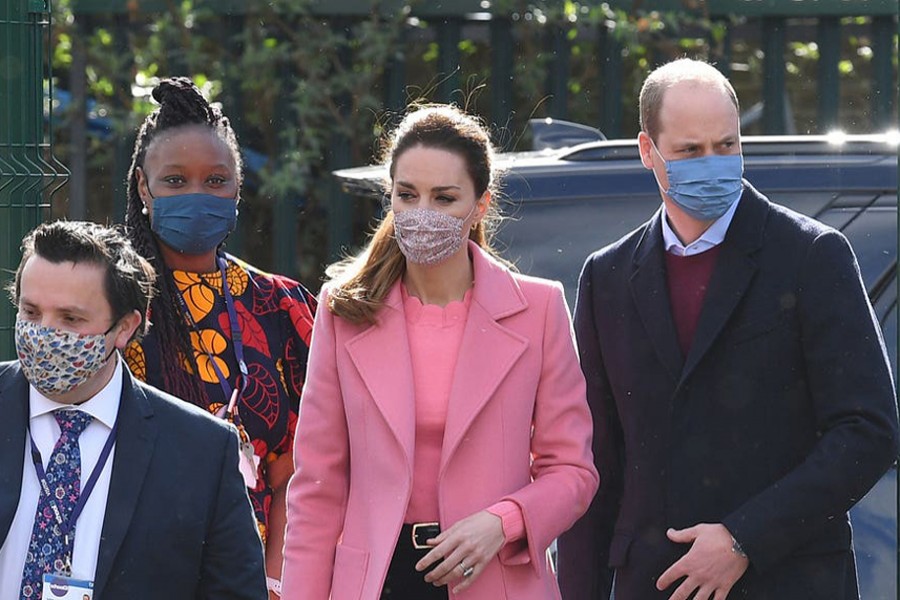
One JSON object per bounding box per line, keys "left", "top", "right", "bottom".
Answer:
{"left": 27, "top": 413, "right": 118, "bottom": 574}
{"left": 175, "top": 255, "right": 248, "bottom": 424}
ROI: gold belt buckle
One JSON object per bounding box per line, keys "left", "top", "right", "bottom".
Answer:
{"left": 411, "top": 522, "right": 440, "bottom": 550}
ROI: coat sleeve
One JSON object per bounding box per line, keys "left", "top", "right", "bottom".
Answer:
{"left": 722, "top": 229, "right": 899, "bottom": 573}
{"left": 498, "top": 281, "right": 599, "bottom": 573}
{"left": 281, "top": 289, "right": 351, "bottom": 600}
{"left": 198, "top": 425, "right": 269, "bottom": 599}
{"left": 557, "top": 256, "right": 621, "bottom": 600}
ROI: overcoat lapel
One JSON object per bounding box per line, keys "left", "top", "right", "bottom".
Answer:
{"left": 629, "top": 211, "right": 684, "bottom": 382}
{"left": 0, "top": 364, "right": 28, "bottom": 546}
{"left": 345, "top": 286, "right": 416, "bottom": 470}
{"left": 440, "top": 302, "right": 527, "bottom": 475}
{"left": 441, "top": 246, "right": 528, "bottom": 474}
{"left": 93, "top": 367, "right": 158, "bottom": 597}
{"left": 677, "top": 187, "right": 768, "bottom": 388}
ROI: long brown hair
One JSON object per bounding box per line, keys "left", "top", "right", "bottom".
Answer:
{"left": 327, "top": 104, "right": 503, "bottom": 325}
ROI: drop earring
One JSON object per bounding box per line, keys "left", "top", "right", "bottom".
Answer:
{"left": 141, "top": 205, "right": 149, "bottom": 216}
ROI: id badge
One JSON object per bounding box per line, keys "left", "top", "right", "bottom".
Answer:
{"left": 238, "top": 439, "right": 261, "bottom": 488}
{"left": 42, "top": 573, "right": 93, "bottom": 599}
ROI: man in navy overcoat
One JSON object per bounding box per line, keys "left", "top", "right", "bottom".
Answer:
{"left": 557, "top": 58, "right": 898, "bottom": 600}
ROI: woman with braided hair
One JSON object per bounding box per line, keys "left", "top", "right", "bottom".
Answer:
{"left": 123, "top": 76, "right": 316, "bottom": 598}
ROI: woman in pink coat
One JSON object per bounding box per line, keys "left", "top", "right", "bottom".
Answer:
{"left": 281, "top": 104, "right": 598, "bottom": 600}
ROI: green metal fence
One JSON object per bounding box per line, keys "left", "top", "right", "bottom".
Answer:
{"left": 2, "top": 1, "right": 897, "bottom": 360}
{"left": 66, "top": 0, "right": 899, "bottom": 277}
{"left": 0, "top": 0, "right": 68, "bottom": 360}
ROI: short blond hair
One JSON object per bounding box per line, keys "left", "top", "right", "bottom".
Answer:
{"left": 639, "top": 58, "right": 739, "bottom": 142}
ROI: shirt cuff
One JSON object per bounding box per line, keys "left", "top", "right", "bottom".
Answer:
{"left": 487, "top": 500, "right": 525, "bottom": 543}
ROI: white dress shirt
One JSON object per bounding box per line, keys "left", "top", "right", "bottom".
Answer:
{"left": 0, "top": 356, "right": 122, "bottom": 597}
{"left": 661, "top": 196, "right": 741, "bottom": 256}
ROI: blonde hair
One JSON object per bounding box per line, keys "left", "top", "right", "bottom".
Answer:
{"left": 327, "top": 104, "right": 502, "bottom": 324}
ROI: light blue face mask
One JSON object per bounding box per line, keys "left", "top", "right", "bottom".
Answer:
{"left": 149, "top": 192, "right": 238, "bottom": 255}
{"left": 650, "top": 140, "right": 744, "bottom": 221}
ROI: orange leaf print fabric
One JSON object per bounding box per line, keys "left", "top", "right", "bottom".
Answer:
{"left": 225, "top": 262, "right": 249, "bottom": 296}
{"left": 124, "top": 340, "right": 147, "bottom": 381}
{"left": 189, "top": 328, "right": 231, "bottom": 384}
{"left": 173, "top": 264, "right": 249, "bottom": 324}
{"left": 218, "top": 300, "right": 271, "bottom": 359}
{"left": 173, "top": 271, "right": 216, "bottom": 323}
{"left": 280, "top": 295, "right": 314, "bottom": 346}
{"left": 135, "top": 255, "right": 316, "bottom": 541}
{"left": 241, "top": 362, "right": 281, "bottom": 428}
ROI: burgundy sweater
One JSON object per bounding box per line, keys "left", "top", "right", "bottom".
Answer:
{"left": 665, "top": 245, "right": 722, "bottom": 355}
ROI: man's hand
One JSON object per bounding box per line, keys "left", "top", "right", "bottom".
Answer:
{"left": 656, "top": 523, "right": 749, "bottom": 600}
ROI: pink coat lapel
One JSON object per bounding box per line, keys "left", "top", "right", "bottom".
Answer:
{"left": 344, "top": 243, "right": 530, "bottom": 479}
{"left": 441, "top": 244, "right": 529, "bottom": 474}
{"left": 345, "top": 285, "right": 416, "bottom": 470}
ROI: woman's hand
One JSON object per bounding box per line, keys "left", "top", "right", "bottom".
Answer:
{"left": 414, "top": 511, "right": 505, "bottom": 593}
{"left": 265, "top": 453, "right": 293, "bottom": 598}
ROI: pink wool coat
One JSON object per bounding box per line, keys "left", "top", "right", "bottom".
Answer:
{"left": 282, "top": 243, "right": 598, "bottom": 600}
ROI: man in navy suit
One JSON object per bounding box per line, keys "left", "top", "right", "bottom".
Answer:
{"left": 0, "top": 221, "right": 266, "bottom": 599}
{"left": 557, "top": 58, "right": 898, "bottom": 600}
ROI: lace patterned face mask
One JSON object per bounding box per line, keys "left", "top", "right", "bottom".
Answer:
{"left": 393, "top": 203, "right": 479, "bottom": 266}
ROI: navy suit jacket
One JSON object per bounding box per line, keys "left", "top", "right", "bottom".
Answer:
{"left": 557, "top": 183, "right": 899, "bottom": 600}
{"left": 0, "top": 360, "right": 267, "bottom": 599}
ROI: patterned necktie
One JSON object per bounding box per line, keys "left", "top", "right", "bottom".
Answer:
{"left": 19, "top": 410, "right": 93, "bottom": 599}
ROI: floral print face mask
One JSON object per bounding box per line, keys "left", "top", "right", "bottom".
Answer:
{"left": 15, "top": 318, "right": 116, "bottom": 397}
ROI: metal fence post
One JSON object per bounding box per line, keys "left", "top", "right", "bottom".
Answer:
{"left": 437, "top": 17, "right": 462, "bottom": 104}
{"left": 325, "top": 18, "right": 354, "bottom": 264}
{"left": 761, "top": 16, "right": 786, "bottom": 134}
{"left": 598, "top": 21, "right": 623, "bottom": 139}
{"left": 68, "top": 12, "right": 88, "bottom": 219}
{"left": 110, "top": 13, "right": 133, "bottom": 223}
{"left": 872, "top": 15, "right": 896, "bottom": 131}
{"left": 385, "top": 26, "right": 408, "bottom": 114}
{"left": 490, "top": 15, "right": 513, "bottom": 145}
{"left": 816, "top": 17, "right": 841, "bottom": 133}
{"left": 547, "top": 23, "right": 570, "bottom": 120}
{"left": 0, "top": 0, "right": 67, "bottom": 360}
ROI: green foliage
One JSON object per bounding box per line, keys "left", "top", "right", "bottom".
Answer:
{"left": 47, "top": 1, "right": 897, "bottom": 281}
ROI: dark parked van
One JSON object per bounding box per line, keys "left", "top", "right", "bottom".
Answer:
{"left": 334, "top": 129, "right": 899, "bottom": 599}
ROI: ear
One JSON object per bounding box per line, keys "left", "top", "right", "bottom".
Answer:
{"left": 135, "top": 167, "right": 150, "bottom": 204}
{"left": 637, "top": 132, "right": 655, "bottom": 170}
{"left": 476, "top": 190, "right": 491, "bottom": 222}
{"left": 111, "top": 309, "right": 144, "bottom": 351}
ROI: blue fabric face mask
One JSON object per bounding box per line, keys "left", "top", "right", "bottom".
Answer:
{"left": 650, "top": 140, "right": 744, "bottom": 221}
{"left": 150, "top": 192, "right": 238, "bottom": 254}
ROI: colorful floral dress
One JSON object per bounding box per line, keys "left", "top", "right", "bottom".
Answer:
{"left": 125, "top": 253, "right": 316, "bottom": 541}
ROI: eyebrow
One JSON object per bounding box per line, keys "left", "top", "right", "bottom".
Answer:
{"left": 396, "top": 180, "right": 462, "bottom": 192}
{"left": 673, "top": 134, "right": 737, "bottom": 147}
{"left": 156, "top": 164, "right": 233, "bottom": 172}
{"left": 19, "top": 298, "right": 91, "bottom": 315}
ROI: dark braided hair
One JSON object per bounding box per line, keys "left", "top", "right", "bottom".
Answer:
{"left": 124, "top": 77, "right": 243, "bottom": 407}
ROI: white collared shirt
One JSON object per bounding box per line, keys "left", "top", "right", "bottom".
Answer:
{"left": 0, "top": 356, "right": 122, "bottom": 597}
{"left": 661, "top": 196, "right": 742, "bottom": 256}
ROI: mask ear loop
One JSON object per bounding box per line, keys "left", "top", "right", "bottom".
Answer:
{"left": 466, "top": 194, "right": 488, "bottom": 233}
{"left": 101, "top": 317, "right": 123, "bottom": 362}
{"left": 646, "top": 137, "right": 673, "bottom": 198}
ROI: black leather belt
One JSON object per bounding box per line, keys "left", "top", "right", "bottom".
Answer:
{"left": 408, "top": 522, "right": 441, "bottom": 550}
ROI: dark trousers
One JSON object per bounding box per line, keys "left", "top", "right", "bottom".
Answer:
{"left": 380, "top": 524, "right": 449, "bottom": 600}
